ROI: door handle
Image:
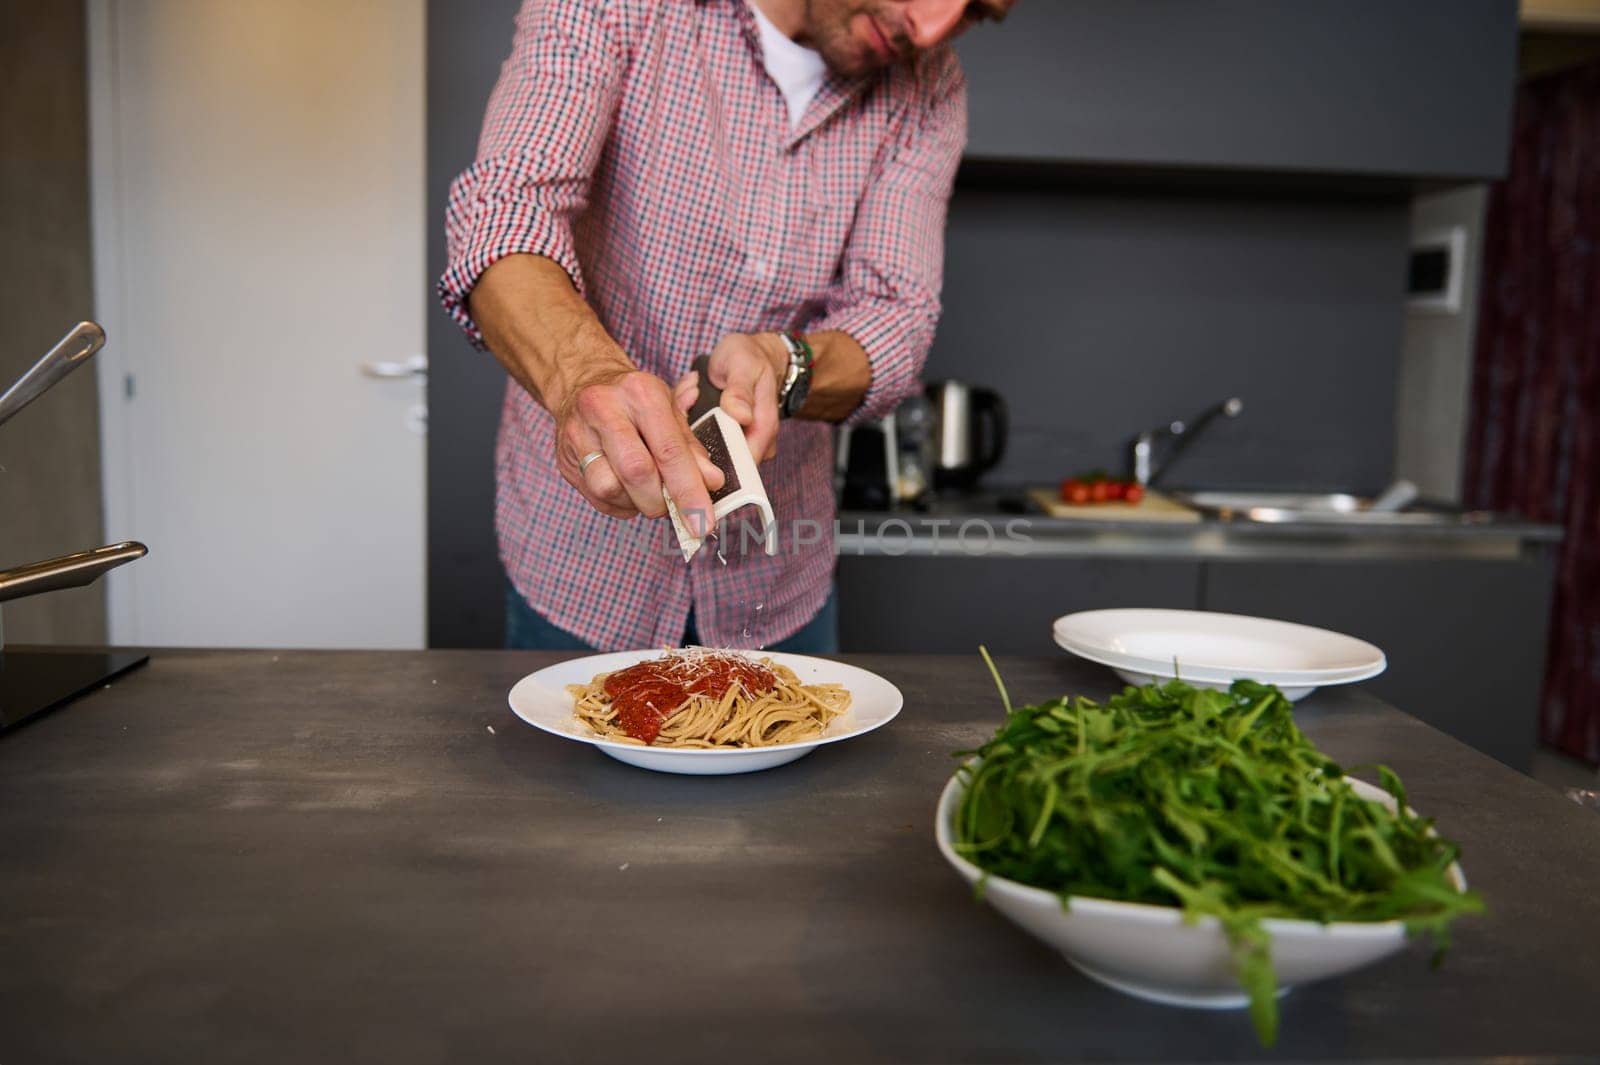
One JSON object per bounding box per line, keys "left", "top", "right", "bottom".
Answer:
{"left": 360, "top": 354, "right": 427, "bottom": 379}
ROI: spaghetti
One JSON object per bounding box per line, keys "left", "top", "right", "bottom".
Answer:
{"left": 568, "top": 648, "right": 851, "bottom": 748}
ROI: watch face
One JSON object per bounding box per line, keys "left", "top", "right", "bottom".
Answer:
{"left": 785, "top": 373, "right": 811, "bottom": 416}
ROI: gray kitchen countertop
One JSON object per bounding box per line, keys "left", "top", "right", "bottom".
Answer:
{"left": 835, "top": 493, "right": 1563, "bottom": 561}
{"left": 2, "top": 648, "right": 1598, "bottom": 1064}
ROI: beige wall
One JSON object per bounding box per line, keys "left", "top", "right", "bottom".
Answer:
{"left": 0, "top": 0, "right": 108, "bottom": 645}
{"left": 1521, "top": 0, "right": 1600, "bottom": 33}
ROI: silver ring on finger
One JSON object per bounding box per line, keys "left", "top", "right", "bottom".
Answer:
{"left": 579, "top": 450, "right": 605, "bottom": 475}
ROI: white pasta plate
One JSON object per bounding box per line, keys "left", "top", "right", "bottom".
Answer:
{"left": 506, "top": 650, "right": 904, "bottom": 775}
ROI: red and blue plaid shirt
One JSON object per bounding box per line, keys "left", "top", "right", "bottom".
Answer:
{"left": 440, "top": 0, "right": 966, "bottom": 650}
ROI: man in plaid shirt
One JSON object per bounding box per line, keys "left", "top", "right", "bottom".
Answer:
{"left": 440, "top": 0, "right": 1012, "bottom": 652}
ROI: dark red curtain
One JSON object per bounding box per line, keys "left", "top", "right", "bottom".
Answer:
{"left": 1465, "top": 58, "right": 1600, "bottom": 764}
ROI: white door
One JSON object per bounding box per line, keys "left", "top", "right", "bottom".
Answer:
{"left": 88, "top": 0, "right": 425, "bottom": 649}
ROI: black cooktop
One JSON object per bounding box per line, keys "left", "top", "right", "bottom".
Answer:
{"left": 0, "top": 649, "right": 149, "bottom": 733}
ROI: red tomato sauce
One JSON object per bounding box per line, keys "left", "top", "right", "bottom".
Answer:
{"left": 602, "top": 651, "right": 777, "bottom": 744}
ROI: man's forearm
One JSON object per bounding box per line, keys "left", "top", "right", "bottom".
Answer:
{"left": 468, "top": 255, "right": 872, "bottom": 425}
{"left": 466, "top": 253, "right": 633, "bottom": 415}
{"left": 794, "top": 330, "right": 871, "bottom": 422}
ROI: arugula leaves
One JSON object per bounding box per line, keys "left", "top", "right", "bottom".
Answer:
{"left": 954, "top": 653, "right": 1482, "bottom": 1046}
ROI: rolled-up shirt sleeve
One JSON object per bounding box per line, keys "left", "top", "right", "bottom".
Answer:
{"left": 437, "top": 0, "right": 630, "bottom": 347}
{"left": 810, "top": 50, "right": 967, "bottom": 425}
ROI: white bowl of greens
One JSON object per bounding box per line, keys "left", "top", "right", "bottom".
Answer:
{"left": 935, "top": 656, "right": 1478, "bottom": 1046}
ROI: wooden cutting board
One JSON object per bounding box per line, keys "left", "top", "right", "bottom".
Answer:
{"left": 1026, "top": 487, "right": 1201, "bottom": 523}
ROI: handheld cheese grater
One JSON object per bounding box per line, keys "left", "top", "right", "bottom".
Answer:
{"left": 663, "top": 355, "right": 777, "bottom": 562}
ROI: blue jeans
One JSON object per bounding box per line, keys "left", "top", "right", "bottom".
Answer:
{"left": 504, "top": 580, "right": 840, "bottom": 654}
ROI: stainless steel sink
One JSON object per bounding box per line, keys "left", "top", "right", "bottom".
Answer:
{"left": 1176, "top": 491, "right": 1490, "bottom": 526}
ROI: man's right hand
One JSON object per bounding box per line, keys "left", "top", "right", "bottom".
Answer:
{"left": 466, "top": 254, "right": 723, "bottom": 526}
{"left": 554, "top": 365, "right": 724, "bottom": 523}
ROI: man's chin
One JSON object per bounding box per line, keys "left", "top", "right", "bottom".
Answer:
{"left": 823, "top": 46, "right": 890, "bottom": 79}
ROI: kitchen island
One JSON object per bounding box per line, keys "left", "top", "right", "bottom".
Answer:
{"left": 2, "top": 649, "right": 1597, "bottom": 1064}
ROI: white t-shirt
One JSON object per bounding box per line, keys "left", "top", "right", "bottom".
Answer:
{"left": 747, "top": 2, "right": 827, "bottom": 129}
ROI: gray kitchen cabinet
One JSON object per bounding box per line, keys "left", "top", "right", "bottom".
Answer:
{"left": 957, "top": 0, "right": 1516, "bottom": 180}
{"left": 428, "top": 0, "right": 523, "bottom": 649}
{"left": 1201, "top": 558, "right": 1556, "bottom": 771}
{"left": 836, "top": 547, "right": 1557, "bottom": 773}
{"left": 836, "top": 556, "right": 1200, "bottom": 657}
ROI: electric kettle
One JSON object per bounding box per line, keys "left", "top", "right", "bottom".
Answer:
{"left": 926, "top": 380, "right": 1008, "bottom": 491}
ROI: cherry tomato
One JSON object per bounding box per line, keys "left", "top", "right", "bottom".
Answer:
{"left": 1090, "top": 480, "right": 1110, "bottom": 503}
{"left": 1106, "top": 480, "right": 1126, "bottom": 501}
{"left": 1060, "top": 478, "right": 1084, "bottom": 501}
{"left": 1123, "top": 483, "right": 1146, "bottom": 505}
{"left": 1066, "top": 482, "right": 1091, "bottom": 505}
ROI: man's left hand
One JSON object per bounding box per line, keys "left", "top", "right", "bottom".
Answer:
{"left": 672, "top": 332, "right": 789, "bottom": 462}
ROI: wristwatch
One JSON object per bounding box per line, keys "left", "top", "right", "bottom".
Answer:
{"left": 776, "top": 330, "right": 814, "bottom": 419}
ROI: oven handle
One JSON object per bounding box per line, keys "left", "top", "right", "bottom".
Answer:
{"left": 0, "top": 542, "right": 148, "bottom": 605}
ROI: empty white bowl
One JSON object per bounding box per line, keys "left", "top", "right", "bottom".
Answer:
{"left": 934, "top": 768, "right": 1466, "bottom": 1009}
{"left": 1053, "top": 609, "right": 1387, "bottom": 702}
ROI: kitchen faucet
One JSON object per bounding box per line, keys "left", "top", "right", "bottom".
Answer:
{"left": 1129, "top": 397, "right": 1243, "bottom": 487}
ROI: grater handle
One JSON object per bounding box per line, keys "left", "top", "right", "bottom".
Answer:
{"left": 684, "top": 355, "right": 723, "bottom": 426}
